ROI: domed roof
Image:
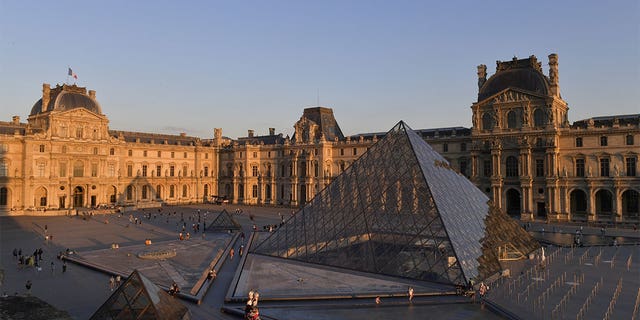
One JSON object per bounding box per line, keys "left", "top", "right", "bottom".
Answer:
{"left": 478, "top": 56, "right": 550, "bottom": 102}
{"left": 30, "top": 84, "right": 102, "bottom": 116}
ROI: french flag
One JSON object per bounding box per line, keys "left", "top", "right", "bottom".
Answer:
{"left": 68, "top": 67, "right": 78, "bottom": 79}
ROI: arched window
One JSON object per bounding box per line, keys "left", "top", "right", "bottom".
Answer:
{"left": 533, "top": 108, "right": 547, "bottom": 127}
{"left": 506, "top": 156, "right": 519, "bottom": 177}
{"left": 482, "top": 113, "right": 494, "bottom": 130}
{"left": 0, "top": 187, "right": 7, "bottom": 205}
{"left": 596, "top": 190, "right": 613, "bottom": 214}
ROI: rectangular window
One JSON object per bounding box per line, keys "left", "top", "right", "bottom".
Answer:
{"left": 205, "top": 153, "right": 208, "bottom": 159}
{"left": 39, "top": 145, "right": 45, "bottom": 153}
{"left": 460, "top": 160, "right": 467, "bottom": 176}
{"left": 281, "top": 165, "right": 285, "bottom": 177}
{"left": 59, "top": 163, "right": 67, "bottom": 177}
{"left": 156, "top": 165, "right": 162, "bottom": 177}
{"left": 443, "top": 143, "right": 448, "bottom": 152}
{"left": 37, "top": 163, "right": 46, "bottom": 177}
{"left": 204, "top": 166, "right": 209, "bottom": 177}
{"left": 128, "top": 150, "right": 132, "bottom": 156}
{"left": 535, "top": 159, "right": 544, "bottom": 177}
{"left": 600, "top": 158, "right": 610, "bottom": 177}
{"left": 252, "top": 166, "right": 258, "bottom": 177}
{"left": 460, "top": 143, "right": 467, "bottom": 152}
{"left": 142, "top": 185, "right": 148, "bottom": 199}
{"left": 627, "top": 135, "right": 635, "bottom": 146}
{"left": 142, "top": 165, "right": 147, "bottom": 177}
{"left": 108, "top": 164, "right": 115, "bottom": 177}
{"left": 483, "top": 160, "right": 491, "bottom": 177}
{"left": 576, "top": 137, "right": 583, "bottom": 147}
{"left": 183, "top": 165, "right": 188, "bottom": 177}
{"left": 340, "top": 149, "right": 344, "bottom": 156}
{"left": 110, "top": 148, "right": 115, "bottom": 155}
{"left": 184, "top": 152, "right": 187, "bottom": 158}
{"left": 170, "top": 165, "right": 175, "bottom": 177}
{"left": 91, "top": 163, "right": 98, "bottom": 177}
{"left": 0, "top": 162, "right": 6, "bottom": 177}
{"left": 73, "top": 162, "right": 84, "bottom": 177}
{"left": 627, "top": 157, "right": 637, "bottom": 177}
{"left": 576, "top": 159, "right": 585, "bottom": 177}
{"left": 93, "top": 147, "right": 98, "bottom": 155}
{"left": 171, "top": 152, "right": 175, "bottom": 158}
{"left": 253, "top": 152, "right": 257, "bottom": 158}
{"left": 268, "top": 151, "right": 271, "bottom": 158}
{"left": 127, "top": 164, "right": 133, "bottom": 177}
{"left": 143, "top": 150, "right": 147, "bottom": 157}
{"left": 158, "top": 151, "right": 162, "bottom": 157}
{"left": 353, "top": 148, "right": 357, "bottom": 156}
{"left": 76, "top": 127, "right": 83, "bottom": 138}
{"left": 252, "top": 185, "right": 258, "bottom": 198}
{"left": 600, "top": 136, "right": 608, "bottom": 146}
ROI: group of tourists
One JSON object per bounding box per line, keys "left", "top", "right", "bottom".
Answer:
{"left": 245, "top": 290, "right": 260, "bottom": 320}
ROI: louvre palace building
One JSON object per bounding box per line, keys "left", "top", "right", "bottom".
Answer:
{"left": 0, "top": 54, "right": 638, "bottom": 222}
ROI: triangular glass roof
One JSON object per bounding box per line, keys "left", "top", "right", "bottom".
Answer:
{"left": 207, "top": 209, "right": 241, "bottom": 231}
{"left": 252, "top": 121, "right": 539, "bottom": 286}
{"left": 90, "top": 270, "right": 190, "bottom": 320}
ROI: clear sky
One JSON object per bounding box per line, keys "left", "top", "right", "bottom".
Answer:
{"left": 1, "top": 1, "right": 638, "bottom": 139}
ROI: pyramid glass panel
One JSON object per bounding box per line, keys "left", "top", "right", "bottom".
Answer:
{"left": 207, "top": 209, "right": 241, "bottom": 231}
{"left": 90, "top": 270, "right": 190, "bottom": 320}
{"left": 253, "top": 121, "right": 539, "bottom": 286}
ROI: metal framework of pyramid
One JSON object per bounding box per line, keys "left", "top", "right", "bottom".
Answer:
{"left": 252, "top": 121, "right": 539, "bottom": 286}
{"left": 90, "top": 270, "right": 190, "bottom": 320}
{"left": 207, "top": 209, "right": 241, "bottom": 231}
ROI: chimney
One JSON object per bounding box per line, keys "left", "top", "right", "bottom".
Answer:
{"left": 88, "top": 90, "right": 96, "bottom": 99}
{"left": 248, "top": 129, "right": 254, "bottom": 138}
{"left": 12, "top": 116, "right": 20, "bottom": 124}
{"left": 180, "top": 132, "right": 186, "bottom": 137}
{"left": 214, "top": 128, "right": 222, "bottom": 140}
{"left": 477, "top": 64, "right": 487, "bottom": 89}
{"left": 548, "top": 53, "right": 559, "bottom": 97}
{"left": 269, "top": 128, "right": 275, "bottom": 136}
{"left": 42, "top": 83, "right": 51, "bottom": 112}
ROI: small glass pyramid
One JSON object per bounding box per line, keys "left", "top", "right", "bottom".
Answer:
{"left": 207, "top": 209, "right": 241, "bottom": 231}
{"left": 90, "top": 270, "right": 190, "bottom": 320}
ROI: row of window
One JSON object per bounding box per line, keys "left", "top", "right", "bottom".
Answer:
{"left": 574, "top": 158, "right": 636, "bottom": 177}
{"left": 576, "top": 135, "right": 634, "bottom": 147}
{"left": 482, "top": 108, "right": 551, "bottom": 130}
{"left": 442, "top": 143, "right": 467, "bottom": 153}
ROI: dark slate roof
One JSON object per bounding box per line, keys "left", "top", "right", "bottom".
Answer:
{"left": 350, "top": 126, "right": 471, "bottom": 141}
{"left": 109, "top": 130, "right": 199, "bottom": 146}
{"left": 571, "top": 114, "right": 640, "bottom": 128}
{"left": 0, "top": 121, "right": 27, "bottom": 135}
{"left": 30, "top": 85, "right": 102, "bottom": 116}
{"left": 236, "top": 134, "right": 285, "bottom": 146}
{"left": 478, "top": 56, "right": 550, "bottom": 102}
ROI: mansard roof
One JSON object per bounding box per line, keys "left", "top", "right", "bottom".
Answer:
{"left": 571, "top": 114, "right": 640, "bottom": 129}
{"left": 30, "top": 84, "right": 102, "bottom": 116}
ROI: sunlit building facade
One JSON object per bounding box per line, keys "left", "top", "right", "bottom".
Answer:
{"left": 1, "top": 54, "right": 638, "bottom": 222}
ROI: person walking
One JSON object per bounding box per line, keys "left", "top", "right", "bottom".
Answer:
{"left": 239, "top": 245, "right": 244, "bottom": 257}
{"left": 25, "top": 280, "right": 32, "bottom": 295}
{"left": 50, "top": 261, "right": 55, "bottom": 274}
{"left": 109, "top": 276, "right": 115, "bottom": 291}
{"left": 230, "top": 248, "right": 235, "bottom": 260}
{"left": 116, "top": 275, "right": 121, "bottom": 287}
{"left": 408, "top": 286, "right": 414, "bottom": 303}
{"left": 62, "top": 261, "right": 67, "bottom": 273}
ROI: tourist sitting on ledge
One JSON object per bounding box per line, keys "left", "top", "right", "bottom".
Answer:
{"left": 207, "top": 268, "right": 217, "bottom": 281}
{"left": 169, "top": 282, "right": 180, "bottom": 296}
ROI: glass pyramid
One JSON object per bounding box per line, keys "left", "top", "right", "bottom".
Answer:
{"left": 207, "top": 209, "right": 241, "bottom": 231}
{"left": 252, "top": 121, "right": 539, "bottom": 286}
{"left": 90, "top": 270, "right": 191, "bottom": 320}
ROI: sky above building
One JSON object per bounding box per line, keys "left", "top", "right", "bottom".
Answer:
{"left": 1, "top": 1, "right": 638, "bottom": 139}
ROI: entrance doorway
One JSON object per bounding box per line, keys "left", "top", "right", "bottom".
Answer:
{"left": 73, "top": 186, "right": 84, "bottom": 208}
{"left": 506, "top": 189, "right": 521, "bottom": 216}
{"left": 91, "top": 195, "right": 97, "bottom": 207}
{"left": 536, "top": 202, "right": 546, "bottom": 217}
{"left": 59, "top": 196, "right": 66, "bottom": 209}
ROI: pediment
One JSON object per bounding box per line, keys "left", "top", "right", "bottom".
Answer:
{"left": 476, "top": 88, "right": 547, "bottom": 106}
{"left": 54, "top": 108, "right": 105, "bottom": 121}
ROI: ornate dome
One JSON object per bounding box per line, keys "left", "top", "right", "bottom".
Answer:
{"left": 478, "top": 56, "right": 551, "bottom": 102}
{"left": 30, "top": 84, "right": 102, "bottom": 116}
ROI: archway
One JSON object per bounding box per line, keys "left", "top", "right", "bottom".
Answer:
{"left": 0, "top": 187, "right": 8, "bottom": 206}
{"left": 35, "top": 186, "right": 48, "bottom": 207}
{"left": 505, "top": 189, "right": 521, "bottom": 216}
{"left": 109, "top": 186, "right": 117, "bottom": 204}
{"left": 595, "top": 189, "right": 613, "bottom": 216}
{"left": 622, "top": 189, "right": 639, "bottom": 219}
{"left": 570, "top": 189, "right": 587, "bottom": 215}
{"left": 73, "top": 186, "right": 84, "bottom": 208}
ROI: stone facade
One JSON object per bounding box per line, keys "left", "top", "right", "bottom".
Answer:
{"left": 1, "top": 54, "right": 638, "bottom": 222}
